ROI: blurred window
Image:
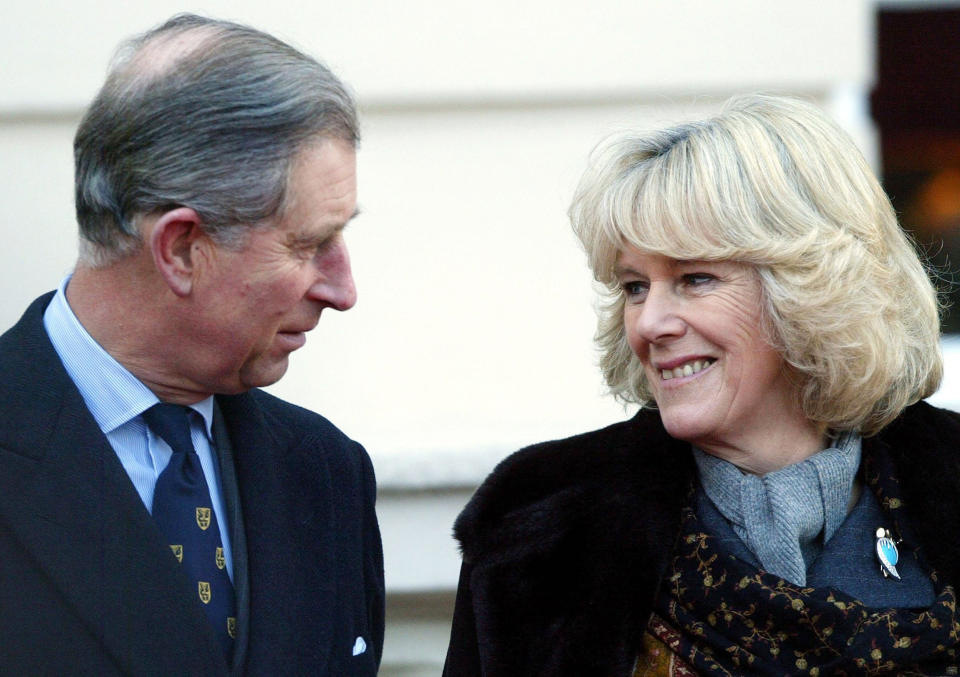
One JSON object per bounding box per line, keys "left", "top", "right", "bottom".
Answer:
{"left": 873, "top": 7, "right": 960, "bottom": 334}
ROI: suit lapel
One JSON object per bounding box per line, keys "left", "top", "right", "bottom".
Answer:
{"left": 218, "top": 392, "right": 337, "bottom": 674}
{"left": 0, "top": 295, "right": 227, "bottom": 675}
{"left": 212, "top": 403, "right": 250, "bottom": 674}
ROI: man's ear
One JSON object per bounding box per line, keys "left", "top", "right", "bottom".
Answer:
{"left": 147, "top": 207, "right": 206, "bottom": 297}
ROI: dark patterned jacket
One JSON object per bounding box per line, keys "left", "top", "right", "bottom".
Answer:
{"left": 442, "top": 402, "right": 960, "bottom": 677}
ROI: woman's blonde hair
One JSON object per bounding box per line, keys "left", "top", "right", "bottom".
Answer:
{"left": 570, "top": 94, "right": 942, "bottom": 435}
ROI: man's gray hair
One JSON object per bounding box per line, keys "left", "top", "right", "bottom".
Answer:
{"left": 74, "top": 14, "right": 359, "bottom": 266}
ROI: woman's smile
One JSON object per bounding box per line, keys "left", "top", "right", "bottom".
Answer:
{"left": 657, "top": 357, "right": 716, "bottom": 381}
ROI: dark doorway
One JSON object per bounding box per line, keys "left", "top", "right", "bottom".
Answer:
{"left": 872, "top": 6, "right": 960, "bottom": 333}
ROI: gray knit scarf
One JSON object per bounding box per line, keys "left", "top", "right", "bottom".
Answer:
{"left": 694, "top": 432, "right": 862, "bottom": 586}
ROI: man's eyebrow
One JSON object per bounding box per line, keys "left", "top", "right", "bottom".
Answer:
{"left": 333, "top": 206, "right": 361, "bottom": 234}
{"left": 286, "top": 207, "right": 362, "bottom": 248}
{"left": 331, "top": 206, "right": 361, "bottom": 234}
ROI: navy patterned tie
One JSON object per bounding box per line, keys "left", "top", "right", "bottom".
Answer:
{"left": 143, "top": 403, "right": 236, "bottom": 659}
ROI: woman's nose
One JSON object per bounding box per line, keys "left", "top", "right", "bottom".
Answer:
{"left": 634, "top": 284, "right": 685, "bottom": 342}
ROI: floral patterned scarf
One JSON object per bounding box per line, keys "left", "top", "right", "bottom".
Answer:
{"left": 635, "top": 448, "right": 960, "bottom": 676}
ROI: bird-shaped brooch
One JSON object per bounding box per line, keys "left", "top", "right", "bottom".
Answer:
{"left": 875, "top": 527, "right": 901, "bottom": 581}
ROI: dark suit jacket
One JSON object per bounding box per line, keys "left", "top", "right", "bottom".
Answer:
{"left": 0, "top": 294, "right": 384, "bottom": 675}
{"left": 443, "top": 402, "right": 960, "bottom": 676}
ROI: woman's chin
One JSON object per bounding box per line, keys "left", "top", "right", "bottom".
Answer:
{"left": 657, "top": 408, "right": 718, "bottom": 448}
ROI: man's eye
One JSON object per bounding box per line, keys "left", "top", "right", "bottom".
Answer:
{"left": 296, "top": 241, "right": 326, "bottom": 259}
{"left": 310, "top": 238, "right": 338, "bottom": 258}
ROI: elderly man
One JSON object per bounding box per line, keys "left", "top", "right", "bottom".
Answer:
{"left": 0, "top": 14, "right": 383, "bottom": 675}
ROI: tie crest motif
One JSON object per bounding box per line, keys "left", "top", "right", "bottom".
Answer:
{"left": 196, "top": 507, "right": 211, "bottom": 530}
{"left": 143, "top": 403, "right": 236, "bottom": 660}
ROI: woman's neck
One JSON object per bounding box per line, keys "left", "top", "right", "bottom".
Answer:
{"left": 696, "top": 417, "right": 829, "bottom": 476}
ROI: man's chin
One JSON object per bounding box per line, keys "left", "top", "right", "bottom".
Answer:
{"left": 237, "top": 357, "right": 291, "bottom": 392}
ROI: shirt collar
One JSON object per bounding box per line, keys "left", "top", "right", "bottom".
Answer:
{"left": 43, "top": 274, "right": 214, "bottom": 436}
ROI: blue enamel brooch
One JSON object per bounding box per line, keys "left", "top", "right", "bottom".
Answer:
{"left": 875, "top": 527, "right": 901, "bottom": 581}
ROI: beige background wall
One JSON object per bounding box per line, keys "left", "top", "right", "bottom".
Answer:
{"left": 0, "top": 0, "right": 879, "bottom": 466}
{"left": 2, "top": 1, "right": 956, "bottom": 674}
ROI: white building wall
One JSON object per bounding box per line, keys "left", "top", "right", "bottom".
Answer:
{"left": 2, "top": 2, "right": 955, "bottom": 674}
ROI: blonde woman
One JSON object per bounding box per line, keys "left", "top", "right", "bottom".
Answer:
{"left": 443, "top": 95, "right": 958, "bottom": 676}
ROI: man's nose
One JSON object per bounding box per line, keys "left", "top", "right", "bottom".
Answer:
{"left": 309, "top": 239, "right": 357, "bottom": 311}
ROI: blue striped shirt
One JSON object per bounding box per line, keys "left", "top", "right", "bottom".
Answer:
{"left": 42, "top": 275, "right": 233, "bottom": 580}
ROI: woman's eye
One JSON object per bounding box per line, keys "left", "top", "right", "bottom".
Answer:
{"left": 684, "top": 273, "right": 715, "bottom": 286}
{"left": 622, "top": 281, "right": 649, "bottom": 299}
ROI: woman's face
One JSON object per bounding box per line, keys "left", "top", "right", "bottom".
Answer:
{"left": 616, "top": 248, "right": 807, "bottom": 461}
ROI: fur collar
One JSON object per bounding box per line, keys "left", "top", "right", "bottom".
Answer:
{"left": 454, "top": 409, "right": 694, "bottom": 676}
{"left": 454, "top": 402, "right": 960, "bottom": 677}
